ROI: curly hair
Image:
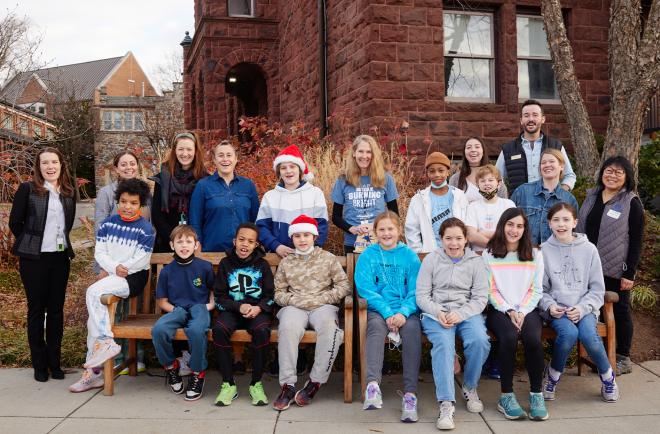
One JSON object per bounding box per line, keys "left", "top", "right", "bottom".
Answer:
{"left": 114, "top": 178, "right": 151, "bottom": 207}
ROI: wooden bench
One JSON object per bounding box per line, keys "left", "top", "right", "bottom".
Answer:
{"left": 355, "top": 253, "right": 619, "bottom": 398}
{"left": 100, "top": 252, "right": 355, "bottom": 403}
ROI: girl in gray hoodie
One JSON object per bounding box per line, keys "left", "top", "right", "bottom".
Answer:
{"left": 417, "top": 218, "right": 490, "bottom": 430}
{"left": 540, "top": 203, "right": 619, "bottom": 403}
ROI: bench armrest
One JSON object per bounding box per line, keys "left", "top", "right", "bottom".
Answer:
{"left": 100, "top": 294, "right": 122, "bottom": 306}
{"left": 604, "top": 291, "right": 619, "bottom": 304}
{"left": 344, "top": 295, "right": 354, "bottom": 310}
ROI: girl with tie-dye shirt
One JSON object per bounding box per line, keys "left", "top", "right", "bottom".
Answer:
{"left": 482, "top": 207, "right": 547, "bottom": 422}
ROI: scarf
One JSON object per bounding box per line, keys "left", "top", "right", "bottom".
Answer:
{"left": 159, "top": 164, "right": 196, "bottom": 214}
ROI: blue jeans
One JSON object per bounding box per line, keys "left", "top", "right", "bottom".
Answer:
{"left": 550, "top": 313, "right": 611, "bottom": 375}
{"left": 152, "top": 304, "right": 210, "bottom": 372}
{"left": 422, "top": 314, "right": 490, "bottom": 402}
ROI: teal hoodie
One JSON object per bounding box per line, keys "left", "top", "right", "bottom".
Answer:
{"left": 355, "top": 242, "right": 421, "bottom": 319}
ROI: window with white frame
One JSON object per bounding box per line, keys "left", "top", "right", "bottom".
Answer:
{"left": 443, "top": 11, "right": 494, "bottom": 101}
{"left": 18, "top": 118, "right": 29, "bottom": 136}
{"left": 101, "top": 110, "right": 145, "bottom": 131}
{"left": 228, "top": 0, "right": 255, "bottom": 17}
{"left": 1, "top": 113, "right": 12, "bottom": 130}
{"left": 517, "top": 15, "right": 559, "bottom": 101}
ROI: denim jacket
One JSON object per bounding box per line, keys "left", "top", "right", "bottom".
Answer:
{"left": 510, "top": 180, "right": 578, "bottom": 245}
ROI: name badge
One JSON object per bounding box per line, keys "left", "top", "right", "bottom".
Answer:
{"left": 606, "top": 209, "right": 621, "bottom": 219}
{"left": 511, "top": 154, "right": 522, "bottom": 160}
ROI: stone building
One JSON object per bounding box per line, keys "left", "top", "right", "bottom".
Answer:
{"left": 182, "top": 0, "right": 660, "bottom": 155}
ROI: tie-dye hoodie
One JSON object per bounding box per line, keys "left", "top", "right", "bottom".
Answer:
{"left": 482, "top": 248, "right": 544, "bottom": 314}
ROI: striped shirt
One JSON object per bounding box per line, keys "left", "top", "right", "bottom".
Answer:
{"left": 95, "top": 214, "right": 155, "bottom": 275}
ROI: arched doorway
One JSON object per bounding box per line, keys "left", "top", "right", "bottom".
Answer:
{"left": 225, "top": 62, "right": 268, "bottom": 139}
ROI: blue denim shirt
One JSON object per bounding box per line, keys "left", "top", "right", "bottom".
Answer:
{"left": 188, "top": 172, "right": 260, "bottom": 252}
{"left": 510, "top": 180, "right": 579, "bottom": 245}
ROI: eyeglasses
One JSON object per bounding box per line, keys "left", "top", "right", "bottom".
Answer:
{"left": 603, "top": 168, "right": 625, "bottom": 177}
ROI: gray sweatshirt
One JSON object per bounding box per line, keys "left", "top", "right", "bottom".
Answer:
{"left": 539, "top": 233, "right": 605, "bottom": 320}
{"left": 416, "top": 247, "right": 489, "bottom": 321}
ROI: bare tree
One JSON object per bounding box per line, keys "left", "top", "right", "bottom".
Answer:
{"left": 142, "top": 93, "right": 184, "bottom": 166}
{"left": 149, "top": 50, "right": 183, "bottom": 93}
{"left": 0, "top": 7, "right": 45, "bottom": 92}
{"left": 542, "top": 0, "right": 660, "bottom": 179}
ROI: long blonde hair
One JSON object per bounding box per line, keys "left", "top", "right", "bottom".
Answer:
{"left": 343, "top": 134, "right": 386, "bottom": 188}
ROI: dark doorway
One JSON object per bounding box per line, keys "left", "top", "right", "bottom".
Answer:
{"left": 225, "top": 62, "right": 268, "bottom": 139}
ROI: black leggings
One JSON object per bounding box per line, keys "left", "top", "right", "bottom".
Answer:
{"left": 19, "top": 252, "right": 70, "bottom": 372}
{"left": 605, "top": 276, "right": 633, "bottom": 357}
{"left": 486, "top": 309, "right": 544, "bottom": 393}
{"left": 212, "top": 311, "right": 272, "bottom": 384}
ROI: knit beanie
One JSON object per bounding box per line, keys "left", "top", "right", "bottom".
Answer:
{"left": 425, "top": 152, "right": 451, "bottom": 169}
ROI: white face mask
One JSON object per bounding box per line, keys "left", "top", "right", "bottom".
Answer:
{"left": 431, "top": 180, "right": 448, "bottom": 189}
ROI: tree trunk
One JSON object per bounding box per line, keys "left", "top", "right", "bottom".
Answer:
{"left": 603, "top": 0, "right": 660, "bottom": 179}
{"left": 541, "top": 0, "right": 600, "bottom": 179}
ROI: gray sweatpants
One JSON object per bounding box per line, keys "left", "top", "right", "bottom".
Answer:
{"left": 366, "top": 311, "right": 421, "bottom": 393}
{"left": 277, "top": 304, "right": 344, "bottom": 386}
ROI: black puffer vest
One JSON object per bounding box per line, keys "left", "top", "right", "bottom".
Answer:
{"left": 12, "top": 182, "right": 76, "bottom": 260}
{"left": 502, "top": 134, "right": 562, "bottom": 192}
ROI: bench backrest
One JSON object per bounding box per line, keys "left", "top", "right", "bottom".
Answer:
{"left": 130, "top": 251, "right": 354, "bottom": 316}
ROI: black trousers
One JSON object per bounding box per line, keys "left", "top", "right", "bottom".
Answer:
{"left": 213, "top": 311, "right": 272, "bottom": 384}
{"left": 486, "top": 309, "right": 544, "bottom": 393}
{"left": 605, "top": 276, "right": 633, "bottom": 357}
{"left": 19, "top": 252, "right": 70, "bottom": 372}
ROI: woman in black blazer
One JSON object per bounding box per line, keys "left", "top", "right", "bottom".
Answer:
{"left": 9, "top": 147, "right": 76, "bottom": 382}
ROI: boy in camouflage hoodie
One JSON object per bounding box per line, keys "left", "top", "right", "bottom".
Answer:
{"left": 272, "top": 215, "right": 350, "bottom": 411}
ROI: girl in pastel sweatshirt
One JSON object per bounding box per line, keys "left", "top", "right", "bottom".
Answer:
{"left": 355, "top": 211, "right": 421, "bottom": 423}
{"left": 540, "top": 203, "right": 619, "bottom": 402}
{"left": 483, "top": 207, "right": 547, "bottom": 421}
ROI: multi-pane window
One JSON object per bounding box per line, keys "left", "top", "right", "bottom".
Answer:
{"left": 1, "top": 113, "right": 12, "bottom": 130}
{"left": 517, "top": 15, "right": 559, "bottom": 101}
{"left": 101, "top": 110, "right": 145, "bottom": 131}
{"left": 228, "top": 0, "right": 255, "bottom": 17}
{"left": 18, "top": 119, "right": 29, "bottom": 136}
{"left": 443, "top": 11, "right": 494, "bottom": 101}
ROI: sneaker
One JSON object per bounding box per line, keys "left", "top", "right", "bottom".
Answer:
{"left": 184, "top": 371, "right": 205, "bottom": 401}
{"left": 69, "top": 369, "right": 103, "bottom": 393}
{"left": 461, "top": 384, "right": 484, "bottom": 413}
{"left": 400, "top": 392, "right": 418, "bottom": 423}
{"left": 294, "top": 380, "right": 321, "bottom": 407}
{"left": 273, "top": 384, "right": 296, "bottom": 411}
{"left": 117, "top": 362, "right": 147, "bottom": 376}
{"left": 249, "top": 381, "right": 268, "bottom": 406}
{"left": 528, "top": 392, "right": 549, "bottom": 421}
{"left": 215, "top": 382, "right": 238, "bottom": 406}
{"left": 362, "top": 381, "right": 383, "bottom": 410}
{"left": 497, "top": 393, "right": 527, "bottom": 420}
{"left": 436, "top": 401, "right": 455, "bottom": 430}
{"left": 178, "top": 351, "right": 192, "bottom": 376}
{"left": 83, "top": 339, "right": 121, "bottom": 369}
{"left": 542, "top": 366, "right": 560, "bottom": 401}
{"left": 233, "top": 360, "right": 246, "bottom": 375}
{"left": 165, "top": 363, "right": 184, "bottom": 395}
{"left": 601, "top": 374, "right": 620, "bottom": 402}
{"left": 616, "top": 354, "right": 633, "bottom": 375}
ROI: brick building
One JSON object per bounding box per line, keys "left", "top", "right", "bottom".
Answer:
{"left": 0, "top": 99, "right": 56, "bottom": 147}
{"left": 181, "top": 0, "right": 629, "bottom": 154}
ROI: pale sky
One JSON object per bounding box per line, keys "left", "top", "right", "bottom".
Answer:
{"left": 9, "top": 0, "right": 195, "bottom": 91}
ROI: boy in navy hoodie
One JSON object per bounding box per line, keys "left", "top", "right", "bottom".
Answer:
{"left": 213, "top": 222, "right": 275, "bottom": 407}
{"left": 151, "top": 225, "right": 215, "bottom": 401}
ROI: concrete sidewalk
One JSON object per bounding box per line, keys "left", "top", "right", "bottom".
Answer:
{"left": 1, "top": 361, "right": 658, "bottom": 434}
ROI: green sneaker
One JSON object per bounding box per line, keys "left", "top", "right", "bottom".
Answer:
{"left": 529, "top": 392, "right": 549, "bottom": 421}
{"left": 249, "top": 381, "right": 268, "bottom": 406}
{"left": 214, "top": 382, "right": 238, "bottom": 406}
{"left": 497, "top": 393, "right": 527, "bottom": 420}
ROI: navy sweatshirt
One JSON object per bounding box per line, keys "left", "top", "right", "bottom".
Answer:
{"left": 156, "top": 256, "right": 215, "bottom": 309}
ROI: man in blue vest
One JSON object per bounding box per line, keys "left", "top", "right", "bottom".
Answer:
{"left": 495, "top": 100, "right": 576, "bottom": 193}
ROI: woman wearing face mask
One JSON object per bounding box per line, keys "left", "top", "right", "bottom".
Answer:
{"left": 9, "top": 148, "right": 76, "bottom": 382}
{"left": 448, "top": 137, "right": 507, "bottom": 203}
{"left": 189, "top": 140, "right": 259, "bottom": 252}
{"left": 405, "top": 152, "right": 468, "bottom": 253}
{"left": 151, "top": 132, "right": 207, "bottom": 252}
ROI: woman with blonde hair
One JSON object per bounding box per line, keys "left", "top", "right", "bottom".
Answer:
{"left": 331, "top": 134, "right": 399, "bottom": 253}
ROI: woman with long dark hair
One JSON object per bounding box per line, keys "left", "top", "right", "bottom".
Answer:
{"left": 9, "top": 147, "right": 76, "bottom": 382}
{"left": 576, "top": 156, "right": 644, "bottom": 375}
{"left": 151, "top": 132, "right": 207, "bottom": 252}
{"left": 448, "top": 137, "right": 507, "bottom": 203}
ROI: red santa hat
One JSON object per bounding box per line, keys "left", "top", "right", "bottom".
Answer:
{"left": 273, "top": 144, "right": 314, "bottom": 181}
{"left": 288, "top": 214, "right": 319, "bottom": 237}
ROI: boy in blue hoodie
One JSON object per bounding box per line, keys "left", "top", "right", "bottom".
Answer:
{"left": 355, "top": 211, "right": 422, "bottom": 423}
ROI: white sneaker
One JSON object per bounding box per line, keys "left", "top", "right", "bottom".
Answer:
{"left": 363, "top": 381, "right": 383, "bottom": 410}
{"left": 601, "top": 374, "right": 620, "bottom": 402}
{"left": 461, "top": 384, "right": 484, "bottom": 413}
{"left": 84, "top": 339, "right": 121, "bottom": 368}
{"left": 69, "top": 369, "right": 103, "bottom": 393}
{"left": 436, "top": 401, "right": 455, "bottom": 430}
{"left": 177, "top": 351, "right": 192, "bottom": 376}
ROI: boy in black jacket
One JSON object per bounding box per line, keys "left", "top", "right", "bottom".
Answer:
{"left": 213, "top": 222, "right": 275, "bottom": 407}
